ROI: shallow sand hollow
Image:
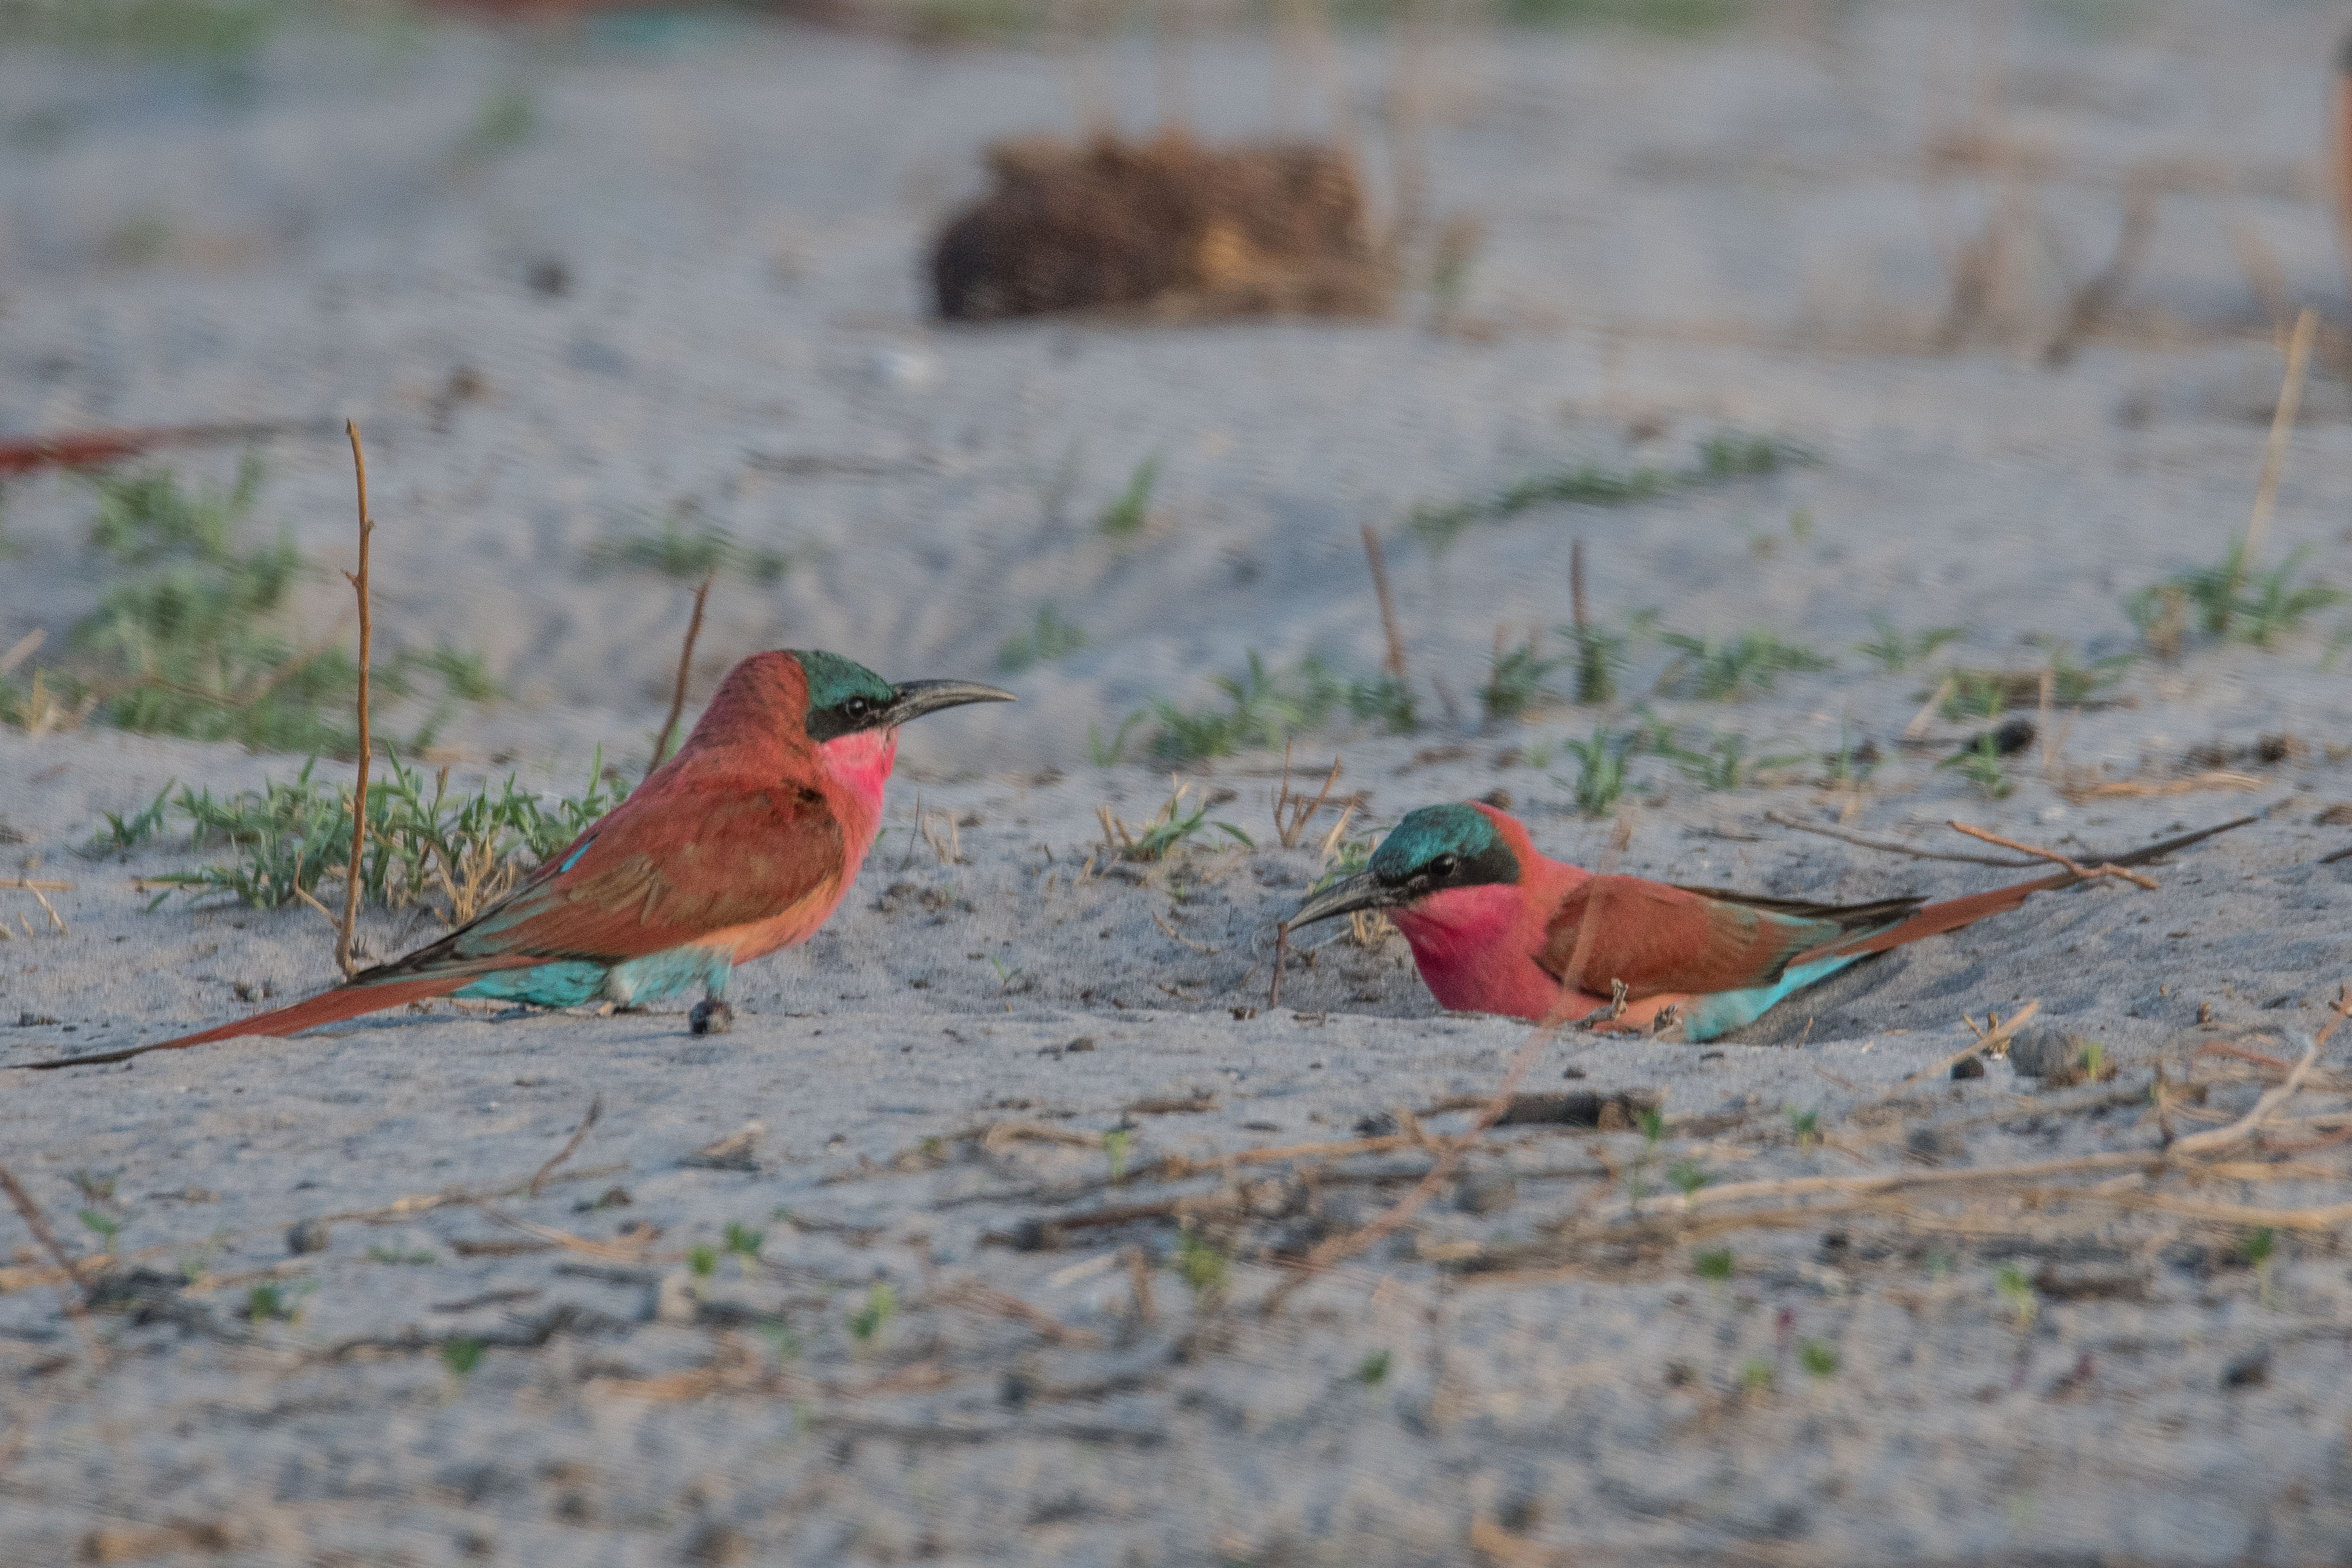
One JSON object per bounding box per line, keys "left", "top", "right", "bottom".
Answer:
{"left": 5, "top": 3, "right": 2352, "bottom": 1563}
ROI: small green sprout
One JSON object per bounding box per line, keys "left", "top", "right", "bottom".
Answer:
{"left": 364, "top": 1246, "right": 436, "bottom": 1266}
{"left": 442, "top": 1337, "right": 486, "bottom": 1378}
{"left": 1741, "top": 1358, "right": 1775, "bottom": 1393}
{"left": 1556, "top": 726, "right": 1627, "bottom": 818}
{"left": 2245, "top": 1227, "right": 2278, "bottom": 1310}
{"left": 1693, "top": 1248, "right": 1735, "bottom": 1286}
{"left": 1785, "top": 1106, "right": 1819, "bottom": 1152}
{"left": 1666, "top": 1159, "right": 1709, "bottom": 1197}
{"left": 758, "top": 1317, "right": 800, "bottom": 1361}
{"left": 1103, "top": 1126, "right": 1133, "bottom": 1184}
{"left": 1855, "top": 616, "right": 1962, "bottom": 675}
{"left": 1798, "top": 1340, "right": 1840, "bottom": 1379}
{"left": 1098, "top": 452, "right": 1163, "bottom": 538}
{"left": 1995, "top": 1262, "right": 2038, "bottom": 1329}
{"left": 1357, "top": 1348, "right": 1391, "bottom": 1386}
{"left": 688, "top": 1244, "right": 718, "bottom": 1280}
{"left": 848, "top": 1282, "right": 897, "bottom": 1343}
{"left": 1174, "top": 1230, "right": 1231, "bottom": 1306}
{"left": 77, "top": 1208, "right": 122, "bottom": 1254}
{"left": 724, "top": 1220, "right": 765, "bottom": 1263}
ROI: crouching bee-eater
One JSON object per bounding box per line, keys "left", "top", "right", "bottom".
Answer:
{"left": 1287, "top": 801, "right": 2247, "bottom": 1041}
{"left": 91, "top": 650, "right": 1011, "bottom": 1061}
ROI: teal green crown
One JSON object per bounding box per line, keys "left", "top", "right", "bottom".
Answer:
{"left": 1371, "top": 803, "right": 1508, "bottom": 881}
{"left": 792, "top": 649, "right": 895, "bottom": 712}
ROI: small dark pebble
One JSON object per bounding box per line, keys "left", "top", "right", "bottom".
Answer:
{"left": 574, "top": 1186, "right": 632, "bottom": 1213}
{"left": 688, "top": 999, "right": 734, "bottom": 1037}
{"left": 1480, "top": 788, "right": 1513, "bottom": 810}
{"left": 1906, "top": 1125, "right": 1968, "bottom": 1164}
{"left": 17, "top": 1013, "right": 61, "bottom": 1027}
{"left": 285, "top": 1218, "right": 332, "bottom": 1255}
{"left": 2222, "top": 1345, "right": 2270, "bottom": 1389}
{"left": 1354, "top": 1112, "right": 1398, "bottom": 1137}
{"left": 527, "top": 258, "right": 569, "bottom": 296}
{"left": 1560, "top": 1066, "right": 1587, "bottom": 1080}
{"left": 1951, "top": 1055, "right": 1986, "bottom": 1080}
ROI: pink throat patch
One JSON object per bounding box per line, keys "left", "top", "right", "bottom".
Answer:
{"left": 1390, "top": 882, "right": 1554, "bottom": 1017}
{"left": 818, "top": 728, "right": 898, "bottom": 845}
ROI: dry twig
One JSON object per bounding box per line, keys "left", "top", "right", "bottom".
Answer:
{"left": 1361, "top": 523, "right": 1409, "bottom": 682}
{"left": 1947, "top": 821, "right": 2159, "bottom": 889}
{"left": 530, "top": 1095, "right": 603, "bottom": 1198}
{"left": 0, "top": 1164, "right": 105, "bottom": 1366}
{"left": 648, "top": 573, "right": 714, "bottom": 782}
{"left": 336, "top": 420, "right": 375, "bottom": 982}
{"left": 1762, "top": 811, "right": 2035, "bottom": 867}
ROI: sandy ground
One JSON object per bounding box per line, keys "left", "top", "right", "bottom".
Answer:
{"left": 6, "top": 1, "right": 2352, "bottom": 1563}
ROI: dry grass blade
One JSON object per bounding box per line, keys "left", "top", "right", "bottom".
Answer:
{"left": 337, "top": 419, "right": 375, "bottom": 982}
{"left": 648, "top": 573, "right": 714, "bottom": 782}
{"left": 530, "top": 1094, "right": 603, "bottom": 1198}
{"left": 2242, "top": 305, "right": 2317, "bottom": 567}
{"left": 1362, "top": 523, "right": 1409, "bottom": 681}
{"left": 931, "top": 1278, "right": 1102, "bottom": 1347}
{"left": 2172, "top": 1037, "right": 2320, "bottom": 1157}
{"left": 0, "top": 1162, "right": 105, "bottom": 1367}
{"left": 1894, "top": 1000, "right": 2041, "bottom": 1090}
{"left": 1263, "top": 1018, "right": 1560, "bottom": 1314}
{"left": 1948, "top": 820, "right": 2158, "bottom": 889}
{"left": 0, "top": 878, "right": 73, "bottom": 892}
{"left": 1762, "top": 810, "right": 2035, "bottom": 867}
{"left": 1272, "top": 740, "right": 1345, "bottom": 851}
{"left": 479, "top": 1206, "right": 659, "bottom": 1262}
{"left": 2055, "top": 771, "right": 2263, "bottom": 803}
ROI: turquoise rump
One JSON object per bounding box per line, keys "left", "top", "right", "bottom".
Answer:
{"left": 452, "top": 946, "right": 736, "bottom": 1009}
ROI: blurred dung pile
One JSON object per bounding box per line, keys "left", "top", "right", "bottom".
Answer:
{"left": 931, "top": 132, "right": 1391, "bottom": 322}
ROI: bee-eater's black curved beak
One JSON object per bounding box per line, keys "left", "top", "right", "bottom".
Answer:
{"left": 1286, "top": 871, "right": 1402, "bottom": 932}
{"left": 886, "top": 679, "right": 1016, "bottom": 726}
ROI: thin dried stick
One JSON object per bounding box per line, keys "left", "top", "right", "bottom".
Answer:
{"left": 0, "top": 878, "right": 72, "bottom": 892}
{"left": 530, "top": 1094, "right": 604, "bottom": 1198}
{"left": 1762, "top": 810, "right": 2035, "bottom": 867}
{"left": 0, "top": 1164, "right": 105, "bottom": 1366}
{"left": 1268, "top": 922, "right": 1290, "bottom": 1010}
{"left": 647, "top": 573, "right": 714, "bottom": 782}
{"left": 336, "top": 420, "right": 375, "bottom": 982}
{"left": 931, "top": 1278, "right": 1102, "bottom": 1347}
{"left": 1948, "top": 821, "right": 2158, "bottom": 889}
{"left": 1263, "top": 1018, "right": 1560, "bottom": 1314}
{"left": 2172, "top": 1037, "right": 2320, "bottom": 1157}
{"left": 26, "top": 886, "right": 64, "bottom": 934}
{"left": 1361, "top": 524, "right": 1408, "bottom": 681}
{"left": 2242, "top": 305, "right": 2317, "bottom": 568}
{"left": 1893, "top": 1000, "right": 2041, "bottom": 1091}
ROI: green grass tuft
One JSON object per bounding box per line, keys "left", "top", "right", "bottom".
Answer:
{"left": 997, "top": 604, "right": 1086, "bottom": 673}
{"left": 1556, "top": 726, "right": 1629, "bottom": 817}
{"left": 1480, "top": 636, "right": 1563, "bottom": 725}
{"left": 1406, "top": 429, "right": 1811, "bottom": 556}
{"left": 2126, "top": 540, "right": 2345, "bottom": 652}
{"left": 1098, "top": 453, "right": 1163, "bottom": 538}
{"left": 587, "top": 510, "right": 789, "bottom": 584}
{"left": 1149, "top": 652, "right": 1339, "bottom": 761}
{"left": 1657, "top": 631, "right": 1832, "bottom": 700}
{"left": 1855, "top": 616, "right": 1962, "bottom": 675}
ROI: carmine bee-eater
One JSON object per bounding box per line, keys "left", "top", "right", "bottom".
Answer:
{"left": 1287, "top": 801, "right": 2247, "bottom": 1041}
{"left": 123, "top": 650, "right": 1011, "bottom": 1056}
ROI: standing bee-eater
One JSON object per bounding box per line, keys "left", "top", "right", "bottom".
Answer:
{"left": 1287, "top": 802, "right": 2247, "bottom": 1041}
{"left": 85, "top": 650, "right": 1011, "bottom": 1061}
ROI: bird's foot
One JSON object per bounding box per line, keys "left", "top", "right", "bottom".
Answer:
{"left": 688, "top": 999, "right": 735, "bottom": 1037}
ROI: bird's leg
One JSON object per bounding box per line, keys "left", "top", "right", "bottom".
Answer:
{"left": 1582, "top": 993, "right": 1692, "bottom": 1036}
{"left": 688, "top": 967, "right": 735, "bottom": 1037}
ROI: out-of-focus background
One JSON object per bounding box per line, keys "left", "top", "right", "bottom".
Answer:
{"left": 4, "top": 0, "right": 2350, "bottom": 781}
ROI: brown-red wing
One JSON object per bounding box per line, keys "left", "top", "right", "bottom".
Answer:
{"left": 1534, "top": 876, "right": 1849, "bottom": 999}
{"left": 363, "top": 784, "right": 844, "bottom": 981}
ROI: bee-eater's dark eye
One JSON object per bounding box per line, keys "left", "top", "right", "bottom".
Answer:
{"left": 1429, "top": 853, "right": 1460, "bottom": 880}
{"left": 841, "top": 697, "right": 870, "bottom": 722}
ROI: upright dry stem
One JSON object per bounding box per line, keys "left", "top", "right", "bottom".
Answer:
{"left": 1361, "top": 524, "right": 1409, "bottom": 681}
{"left": 337, "top": 419, "right": 375, "bottom": 982}
{"left": 648, "top": 573, "right": 714, "bottom": 782}
{"left": 0, "top": 1163, "right": 105, "bottom": 1367}
{"left": 2242, "top": 305, "right": 2317, "bottom": 573}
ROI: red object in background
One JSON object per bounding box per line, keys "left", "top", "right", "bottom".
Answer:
{"left": 0, "top": 420, "right": 330, "bottom": 476}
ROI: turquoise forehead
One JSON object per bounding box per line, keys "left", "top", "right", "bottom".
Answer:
{"left": 792, "top": 649, "right": 895, "bottom": 710}
{"left": 1371, "top": 803, "right": 1500, "bottom": 876}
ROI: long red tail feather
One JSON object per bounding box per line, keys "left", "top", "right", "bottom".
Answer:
{"left": 10, "top": 977, "right": 463, "bottom": 1071}
{"left": 1797, "top": 815, "right": 2254, "bottom": 967}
